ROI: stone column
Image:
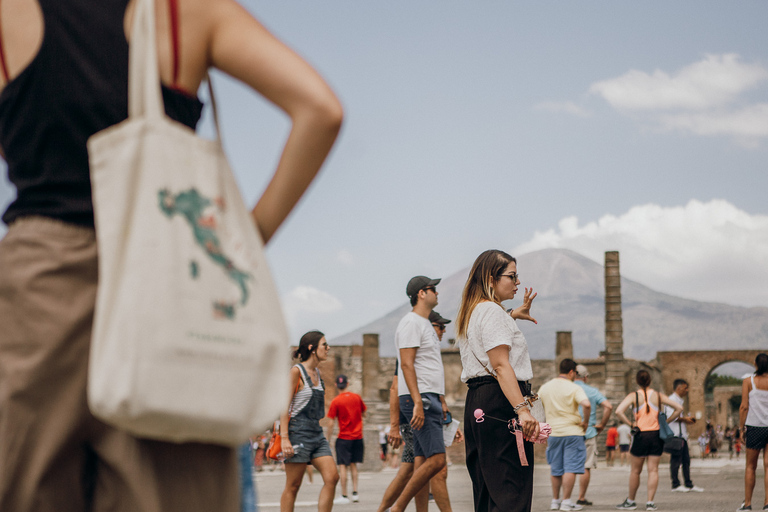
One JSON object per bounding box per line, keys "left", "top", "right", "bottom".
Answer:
{"left": 555, "top": 331, "right": 573, "bottom": 375}
{"left": 603, "top": 251, "right": 627, "bottom": 403}
{"left": 362, "top": 333, "right": 380, "bottom": 403}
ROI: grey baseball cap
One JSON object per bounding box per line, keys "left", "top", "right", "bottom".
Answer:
{"left": 406, "top": 275, "right": 441, "bottom": 299}
{"left": 428, "top": 310, "right": 451, "bottom": 325}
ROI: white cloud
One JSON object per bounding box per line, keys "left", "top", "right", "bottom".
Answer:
{"left": 534, "top": 101, "right": 592, "bottom": 117}
{"left": 659, "top": 103, "right": 768, "bottom": 138}
{"left": 514, "top": 199, "right": 768, "bottom": 308}
{"left": 336, "top": 249, "right": 355, "bottom": 266}
{"left": 590, "top": 54, "right": 768, "bottom": 111}
{"left": 588, "top": 54, "right": 768, "bottom": 142}
{"left": 283, "top": 285, "right": 343, "bottom": 315}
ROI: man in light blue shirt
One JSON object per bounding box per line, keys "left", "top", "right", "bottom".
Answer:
{"left": 574, "top": 365, "right": 613, "bottom": 507}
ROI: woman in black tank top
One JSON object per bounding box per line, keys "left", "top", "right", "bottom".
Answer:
{"left": 0, "top": 1, "right": 342, "bottom": 511}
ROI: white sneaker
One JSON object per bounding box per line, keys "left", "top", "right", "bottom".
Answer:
{"left": 560, "top": 501, "right": 584, "bottom": 511}
{"left": 333, "top": 496, "right": 351, "bottom": 505}
{"left": 551, "top": 499, "right": 563, "bottom": 510}
{"left": 686, "top": 486, "right": 704, "bottom": 492}
{"left": 672, "top": 486, "right": 690, "bottom": 493}
{"left": 352, "top": 492, "right": 359, "bottom": 503}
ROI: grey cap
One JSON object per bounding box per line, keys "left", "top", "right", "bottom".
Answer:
{"left": 576, "top": 364, "right": 590, "bottom": 378}
{"left": 428, "top": 310, "right": 451, "bottom": 325}
{"left": 406, "top": 276, "right": 441, "bottom": 299}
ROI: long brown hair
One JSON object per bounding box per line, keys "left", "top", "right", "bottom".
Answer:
{"left": 455, "top": 250, "right": 516, "bottom": 339}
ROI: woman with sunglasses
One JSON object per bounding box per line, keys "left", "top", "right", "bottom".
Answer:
{"left": 279, "top": 331, "right": 339, "bottom": 512}
{"left": 456, "top": 249, "right": 539, "bottom": 512}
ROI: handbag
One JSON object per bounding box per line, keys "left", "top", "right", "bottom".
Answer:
{"left": 658, "top": 392, "right": 675, "bottom": 441}
{"left": 266, "top": 421, "right": 284, "bottom": 461}
{"left": 86, "top": 0, "right": 290, "bottom": 445}
{"left": 663, "top": 417, "right": 686, "bottom": 454}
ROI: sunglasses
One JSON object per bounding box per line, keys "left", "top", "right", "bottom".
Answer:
{"left": 431, "top": 323, "right": 446, "bottom": 330}
{"left": 422, "top": 286, "right": 437, "bottom": 293}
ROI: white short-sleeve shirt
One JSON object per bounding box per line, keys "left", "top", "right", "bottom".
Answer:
{"left": 395, "top": 312, "right": 445, "bottom": 396}
{"left": 459, "top": 301, "right": 533, "bottom": 383}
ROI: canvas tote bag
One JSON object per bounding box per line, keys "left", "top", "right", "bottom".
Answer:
{"left": 86, "top": 0, "right": 290, "bottom": 445}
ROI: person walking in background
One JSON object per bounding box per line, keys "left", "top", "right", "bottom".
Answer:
{"left": 427, "top": 310, "right": 462, "bottom": 511}
{"left": 327, "top": 374, "right": 367, "bottom": 504}
{"left": 606, "top": 423, "right": 619, "bottom": 467}
{"left": 574, "top": 365, "right": 613, "bottom": 507}
{"left": 664, "top": 379, "right": 703, "bottom": 493}
{"left": 737, "top": 353, "right": 768, "bottom": 512}
{"left": 0, "top": 1, "right": 342, "bottom": 510}
{"left": 280, "top": 332, "right": 339, "bottom": 512}
{"left": 456, "top": 250, "right": 539, "bottom": 512}
{"left": 539, "top": 359, "right": 590, "bottom": 512}
{"left": 618, "top": 423, "right": 632, "bottom": 466}
{"left": 614, "top": 370, "right": 682, "bottom": 511}
{"left": 388, "top": 275, "right": 450, "bottom": 512}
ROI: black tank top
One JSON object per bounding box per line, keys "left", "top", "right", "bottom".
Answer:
{"left": 0, "top": 0, "right": 203, "bottom": 227}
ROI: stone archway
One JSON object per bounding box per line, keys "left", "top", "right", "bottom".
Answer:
{"left": 657, "top": 350, "right": 763, "bottom": 438}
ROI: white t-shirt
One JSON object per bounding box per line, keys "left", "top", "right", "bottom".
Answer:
{"left": 617, "top": 423, "right": 632, "bottom": 445}
{"left": 459, "top": 301, "right": 533, "bottom": 383}
{"left": 664, "top": 392, "right": 688, "bottom": 440}
{"left": 395, "top": 312, "right": 445, "bottom": 396}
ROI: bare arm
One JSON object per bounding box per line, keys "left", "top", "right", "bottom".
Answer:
{"left": 388, "top": 377, "right": 402, "bottom": 448}
{"left": 740, "top": 378, "right": 751, "bottom": 431}
{"left": 595, "top": 400, "right": 613, "bottom": 434}
{"left": 280, "top": 366, "right": 302, "bottom": 458}
{"left": 614, "top": 393, "right": 635, "bottom": 426}
{"left": 399, "top": 347, "right": 424, "bottom": 430}
{"left": 487, "top": 345, "right": 539, "bottom": 441}
{"left": 206, "top": 0, "right": 343, "bottom": 243}
{"left": 579, "top": 399, "right": 591, "bottom": 433}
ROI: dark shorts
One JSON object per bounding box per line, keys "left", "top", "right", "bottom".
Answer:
{"left": 335, "top": 438, "right": 364, "bottom": 465}
{"left": 400, "top": 423, "right": 415, "bottom": 463}
{"left": 606, "top": 445, "right": 616, "bottom": 451}
{"left": 630, "top": 430, "right": 663, "bottom": 457}
{"left": 399, "top": 393, "right": 445, "bottom": 459}
{"left": 619, "top": 444, "right": 630, "bottom": 453}
{"left": 745, "top": 425, "right": 768, "bottom": 450}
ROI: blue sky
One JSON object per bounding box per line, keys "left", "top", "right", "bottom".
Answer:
{"left": 2, "top": 1, "right": 767, "bottom": 343}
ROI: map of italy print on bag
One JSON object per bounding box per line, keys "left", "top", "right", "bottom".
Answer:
{"left": 159, "top": 188, "right": 252, "bottom": 320}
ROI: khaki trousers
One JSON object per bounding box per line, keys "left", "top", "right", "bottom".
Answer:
{"left": 0, "top": 217, "right": 238, "bottom": 512}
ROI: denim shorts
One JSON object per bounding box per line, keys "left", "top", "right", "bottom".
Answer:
{"left": 546, "top": 436, "right": 586, "bottom": 476}
{"left": 286, "top": 418, "right": 333, "bottom": 464}
{"left": 399, "top": 393, "right": 445, "bottom": 459}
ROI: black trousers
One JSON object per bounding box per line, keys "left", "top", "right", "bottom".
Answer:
{"left": 464, "top": 377, "right": 534, "bottom": 512}
{"left": 669, "top": 439, "right": 693, "bottom": 489}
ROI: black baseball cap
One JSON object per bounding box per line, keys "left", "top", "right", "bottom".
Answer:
{"left": 428, "top": 310, "right": 451, "bottom": 325}
{"left": 336, "top": 374, "right": 348, "bottom": 390}
{"left": 406, "top": 275, "right": 441, "bottom": 299}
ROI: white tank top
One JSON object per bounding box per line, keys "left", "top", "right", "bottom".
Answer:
{"left": 745, "top": 374, "right": 768, "bottom": 427}
{"left": 289, "top": 364, "right": 323, "bottom": 418}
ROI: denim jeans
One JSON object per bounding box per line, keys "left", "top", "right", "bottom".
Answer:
{"left": 239, "top": 443, "right": 257, "bottom": 512}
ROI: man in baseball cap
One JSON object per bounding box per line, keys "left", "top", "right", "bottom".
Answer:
{"left": 327, "top": 374, "right": 367, "bottom": 504}
{"left": 574, "top": 364, "right": 612, "bottom": 507}
{"left": 390, "top": 275, "right": 448, "bottom": 512}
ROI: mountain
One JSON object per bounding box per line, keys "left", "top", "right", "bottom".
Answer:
{"left": 331, "top": 248, "right": 768, "bottom": 359}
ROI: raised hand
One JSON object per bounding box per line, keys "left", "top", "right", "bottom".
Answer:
{"left": 511, "top": 287, "right": 538, "bottom": 324}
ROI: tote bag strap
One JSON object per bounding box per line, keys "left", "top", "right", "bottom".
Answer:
{"left": 129, "top": 0, "right": 225, "bottom": 143}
